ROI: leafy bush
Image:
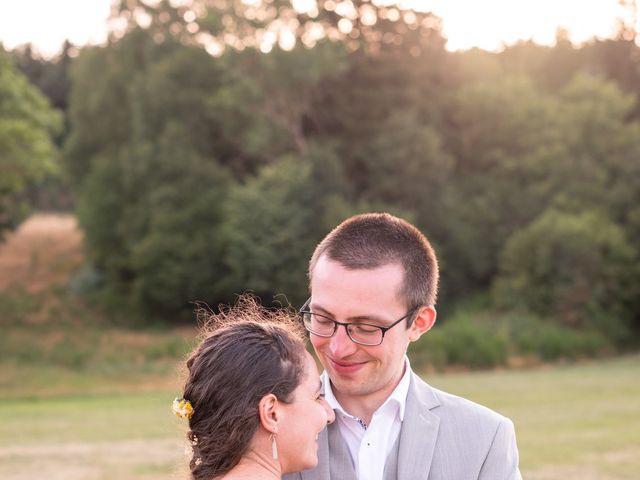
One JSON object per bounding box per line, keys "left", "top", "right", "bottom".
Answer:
{"left": 410, "top": 311, "right": 509, "bottom": 370}
{"left": 0, "top": 50, "right": 61, "bottom": 237}
{"left": 222, "top": 143, "right": 355, "bottom": 306}
{"left": 409, "top": 308, "right": 614, "bottom": 370}
{"left": 494, "top": 208, "right": 637, "bottom": 335}
{"left": 506, "top": 312, "right": 611, "bottom": 361}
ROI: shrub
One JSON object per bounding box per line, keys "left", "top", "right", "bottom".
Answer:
{"left": 494, "top": 208, "right": 636, "bottom": 334}
{"left": 509, "top": 312, "right": 610, "bottom": 361}
{"left": 222, "top": 143, "right": 354, "bottom": 306}
{"left": 410, "top": 311, "right": 509, "bottom": 370}
{"left": 409, "top": 307, "right": 614, "bottom": 370}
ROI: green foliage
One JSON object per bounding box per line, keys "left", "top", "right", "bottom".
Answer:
{"left": 358, "top": 112, "right": 452, "bottom": 209}
{"left": 409, "top": 308, "right": 613, "bottom": 371}
{"left": 66, "top": 32, "right": 238, "bottom": 317}
{"left": 515, "top": 321, "right": 609, "bottom": 362}
{"left": 65, "top": 27, "right": 368, "bottom": 316}
{"left": 60, "top": 6, "right": 640, "bottom": 343}
{"left": 436, "top": 76, "right": 562, "bottom": 296}
{"left": 222, "top": 143, "right": 353, "bottom": 305}
{"left": 410, "top": 302, "right": 511, "bottom": 370}
{"left": 0, "top": 50, "right": 61, "bottom": 235}
{"left": 494, "top": 209, "right": 637, "bottom": 335}
{"left": 412, "top": 317, "right": 509, "bottom": 370}
{"left": 128, "top": 135, "right": 232, "bottom": 315}
{"left": 65, "top": 29, "right": 180, "bottom": 187}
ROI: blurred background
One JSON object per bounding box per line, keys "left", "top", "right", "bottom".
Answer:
{"left": 1, "top": 0, "right": 639, "bottom": 478}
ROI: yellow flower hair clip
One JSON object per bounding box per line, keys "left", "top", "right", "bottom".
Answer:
{"left": 172, "top": 397, "right": 194, "bottom": 419}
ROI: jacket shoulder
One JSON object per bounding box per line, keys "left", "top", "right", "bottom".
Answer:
{"left": 410, "top": 372, "right": 513, "bottom": 432}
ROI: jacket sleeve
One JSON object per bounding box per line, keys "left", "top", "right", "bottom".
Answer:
{"left": 478, "top": 417, "right": 522, "bottom": 480}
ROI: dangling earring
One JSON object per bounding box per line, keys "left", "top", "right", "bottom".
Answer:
{"left": 271, "top": 433, "right": 278, "bottom": 460}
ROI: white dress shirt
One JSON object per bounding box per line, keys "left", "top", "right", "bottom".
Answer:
{"left": 321, "top": 357, "right": 411, "bottom": 480}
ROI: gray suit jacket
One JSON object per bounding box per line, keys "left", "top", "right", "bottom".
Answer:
{"left": 284, "top": 371, "right": 522, "bottom": 480}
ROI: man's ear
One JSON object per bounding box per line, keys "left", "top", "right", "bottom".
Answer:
{"left": 258, "top": 394, "right": 280, "bottom": 433}
{"left": 408, "top": 306, "right": 436, "bottom": 342}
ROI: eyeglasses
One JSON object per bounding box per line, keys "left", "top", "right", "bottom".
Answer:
{"left": 299, "top": 298, "right": 419, "bottom": 346}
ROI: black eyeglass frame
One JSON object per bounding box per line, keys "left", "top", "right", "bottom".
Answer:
{"left": 298, "top": 297, "right": 420, "bottom": 346}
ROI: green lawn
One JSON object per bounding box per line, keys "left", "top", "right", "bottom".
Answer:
{"left": 0, "top": 391, "right": 187, "bottom": 480}
{"left": 1, "top": 355, "right": 638, "bottom": 480}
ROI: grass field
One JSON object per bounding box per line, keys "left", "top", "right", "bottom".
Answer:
{"left": 1, "top": 354, "right": 638, "bottom": 480}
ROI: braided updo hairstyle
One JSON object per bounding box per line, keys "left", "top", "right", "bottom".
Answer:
{"left": 181, "top": 296, "right": 307, "bottom": 480}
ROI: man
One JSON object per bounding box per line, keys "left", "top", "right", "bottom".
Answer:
{"left": 285, "top": 213, "right": 521, "bottom": 480}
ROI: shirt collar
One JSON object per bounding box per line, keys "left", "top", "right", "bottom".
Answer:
{"left": 321, "top": 356, "right": 412, "bottom": 422}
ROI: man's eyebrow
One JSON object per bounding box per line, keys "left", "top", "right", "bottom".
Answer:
{"left": 311, "top": 304, "right": 388, "bottom": 324}
{"left": 311, "top": 304, "right": 333, "bottom": 316}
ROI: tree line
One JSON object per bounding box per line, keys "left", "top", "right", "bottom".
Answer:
{"left": 3, "top": 0, "right": 640, "bottom": 349}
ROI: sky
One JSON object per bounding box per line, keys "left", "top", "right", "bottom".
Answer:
{"left": 0, "top": 0, "right": 633, "bottom": 58}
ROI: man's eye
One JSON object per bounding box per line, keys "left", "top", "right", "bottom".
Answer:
{"left": 352, "top": 324, "right": 379, "bottom": 334}
{"left": 314, "top": 316, "right": 334, "bottom": 325}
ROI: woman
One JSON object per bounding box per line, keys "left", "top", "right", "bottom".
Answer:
{"left": 174, "top": 297, "right": 335, "bottom": 479}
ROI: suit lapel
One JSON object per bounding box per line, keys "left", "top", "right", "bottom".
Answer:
{"left": 327, "top": 422, "right": 357, "bottom": 480}
{"left": 396, "top": 372, "right": 441, "bottom": 480}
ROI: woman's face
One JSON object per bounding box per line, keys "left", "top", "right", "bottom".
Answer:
{"left": 277, "top": 351, "right": 335, "bottom": 474}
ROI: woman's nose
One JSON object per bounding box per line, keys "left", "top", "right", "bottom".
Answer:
{"left": 321, "top": 398, "right": 335, "bottom": 424}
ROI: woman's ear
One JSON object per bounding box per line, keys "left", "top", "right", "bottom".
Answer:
{"left": 258, "top": 393, "right": 280, "bottom": 433}
{"left": 409, "top": 306, "right": 437, "bottom": 342}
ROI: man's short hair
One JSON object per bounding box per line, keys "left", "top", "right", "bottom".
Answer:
{"left": 309, "top": 212, "right": 439, "bottom": 308}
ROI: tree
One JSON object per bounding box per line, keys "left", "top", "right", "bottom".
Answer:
{"left": 0, "top": 49, "right": 61, "bottom": 237}
{"left": 494, "top": 208, "right": 637, "bottom": 340}
{"left": 438, "top": 75, "right": 563, "bottom": 296}
{"left": 11, "top": 41, "right": 74, "bottom": 114}
{"left": 222, "top": 143, "right": 353, "bottom": 306}
{"left": 65, "top": 0, "right": 640, "bottom": 327}
{"left": 552, "top": 74, "right": 640, "bottom": 240}
{"left": 109, "top": 0, "right": 445, "bottom": 55}
{"left": 67, "top": 31, "right": 237, "bottom": 316}
{"left": 128, "top": 124, "right": 233, "bottom": 315}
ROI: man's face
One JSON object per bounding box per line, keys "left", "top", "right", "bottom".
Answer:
{"left": 309, "top": 255, "right": 426, "bottom": 409}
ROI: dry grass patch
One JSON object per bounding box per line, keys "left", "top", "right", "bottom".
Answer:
{"left": 0, "top": 214, "right": 83, "bottom": 294}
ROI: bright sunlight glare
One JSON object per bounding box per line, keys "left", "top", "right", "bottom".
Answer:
{"left": 0, "top": 0, "right": 634, "bottom": 58}
{"left": 416, "top": 0, "right": 630, "bottom": 51}
{"left": 0, "top": 0, "right": 110, "bottom": 57}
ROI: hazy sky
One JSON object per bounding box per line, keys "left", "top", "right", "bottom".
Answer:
{"left": 0, "top": 0, "right": 632, "bottom": 58}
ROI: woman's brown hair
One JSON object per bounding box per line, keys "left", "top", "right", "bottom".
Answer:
{"left": 181, "top": 296, "right": 307, "bottom": 479}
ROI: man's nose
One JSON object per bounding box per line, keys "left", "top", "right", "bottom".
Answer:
{"left": 328, "top": 323, "right": 357, "bottom": 357}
